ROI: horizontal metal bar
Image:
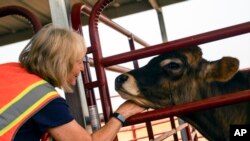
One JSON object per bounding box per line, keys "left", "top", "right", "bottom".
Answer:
{"left": 102, "top": 21, "right": 250, "bottom": 67}
{"left": 125, "top": 89, "right": 250, "bottom": 125}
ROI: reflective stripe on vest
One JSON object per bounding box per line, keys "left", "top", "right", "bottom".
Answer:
{"left": 0, "top": 80, "right": 59, "bottom": 138}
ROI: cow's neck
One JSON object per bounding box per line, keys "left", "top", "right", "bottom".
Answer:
{"left": 180, "top": 111, "right": 228, "bottom": 141}
{"left": 180, "top": 70, "right": 250, "bottom": 141}
{"left": 208, "top": 70, "right": 250, "bottom": 98}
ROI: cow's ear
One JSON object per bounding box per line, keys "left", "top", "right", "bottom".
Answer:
{"left": 204, "top": 57, "right": 239, "bottom": 82}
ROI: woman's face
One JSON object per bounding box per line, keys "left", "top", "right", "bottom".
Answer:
{"left": 67, "top": 57, "right": 84, "bottom": 86}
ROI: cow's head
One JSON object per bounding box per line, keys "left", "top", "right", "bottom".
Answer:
{"left": 115, "top": 46, "right": 239, "bottom": 108}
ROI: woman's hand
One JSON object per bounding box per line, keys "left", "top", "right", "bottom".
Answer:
{"left": 115, "top": 100, "right": 146, "bottom": 119}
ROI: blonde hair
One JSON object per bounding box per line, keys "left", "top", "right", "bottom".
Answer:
{"left": 19, "top": 24, "right": 86, "bottom": 92}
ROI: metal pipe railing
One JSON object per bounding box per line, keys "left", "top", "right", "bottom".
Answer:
{"left": 72, "top": 3, "right": 150, "bottom": 47}
{"left": 87, "top": 0, "right": 250, "bottom": 141}
{"left": 126, "top": 89, "right": 250, "bottom": 125}
{"left": 0, "top": 6, "right": 42, "bottom": 33}
{"left": 102, "top": 21, "right": 250, "bottom": 67}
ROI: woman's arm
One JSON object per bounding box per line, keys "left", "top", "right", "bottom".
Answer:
{"left": 47, "top": 101, "right": 145, "bottom": 141}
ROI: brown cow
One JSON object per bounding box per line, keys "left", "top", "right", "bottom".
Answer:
{"left": 115, "top": 46, "right": 250, "bottom": 141}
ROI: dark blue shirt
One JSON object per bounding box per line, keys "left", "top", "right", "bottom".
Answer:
{"left": 14, "top": 97, "right": 74, "bottom": 141}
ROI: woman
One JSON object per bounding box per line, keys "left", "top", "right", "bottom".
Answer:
{"left": 0, "top": 24, "right": 145, "bottom": 141}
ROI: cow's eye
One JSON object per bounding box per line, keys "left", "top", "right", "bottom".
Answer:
{"left": 162, "top": 61, "right": 185, "bottom": 80}
{"left": 166, "top": 62, "right": 180, "bottom": 70}
{"left": 160, "top": 58, "right": 184, "bottom": 74}
{"left": 163, "top": 62, "right": 181, "bottom": 72}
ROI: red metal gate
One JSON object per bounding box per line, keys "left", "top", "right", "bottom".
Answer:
{"left": 71, "top": 0, "right": 250, "bottom": 140}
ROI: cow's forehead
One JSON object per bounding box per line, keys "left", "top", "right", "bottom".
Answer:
{"left": 152, "top": 46, "right": 202, "bottom": 66}
{"left": 148, "top": 50, "right": 188, "bottom": 65}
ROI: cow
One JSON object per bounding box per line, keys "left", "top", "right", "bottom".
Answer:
{"left": 115, "top": 46, "right": 250, "bottom": 141}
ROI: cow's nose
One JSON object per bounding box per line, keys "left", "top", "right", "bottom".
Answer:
{"left": 115, "top": 74, "right": 129, "bottom": 90}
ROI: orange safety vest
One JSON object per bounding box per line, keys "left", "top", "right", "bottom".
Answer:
{"left": 0, "top": 62, "right": 60, "bottom": 141}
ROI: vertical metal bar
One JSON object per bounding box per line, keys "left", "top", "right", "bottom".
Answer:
{"left": 146, "top": 121, "right": 154, "bottom": 140}
{"left": 131, "top": 125, "right": 137, "bottom": 140}
{"left": 71, "top": 3, "right": 101, "bottom": 132}
{"left": 156, "top": 10, "right": 168, "bottom": 42}
{"left": 49, "top": 0, "right": 70, "bottom": 28}
{"left": 186, "top": 125, "right": 192, "bottom": 140}
{"left": 89, "top": 0, "right": 113, "bottom": 123}
{"left": 178, "top": 118, "right": 189, "bottom": 141}
{"left": 64, "top": 0, "right": 72, "bottom": 28}
{"left": 170, "top": 117, "right": 178, "bottom": 141}
{"left": 83, "top": 57, "right": 101, "bottom": 132}
{"left": 128, "top": 35, "right": 139, "bottom": 68}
